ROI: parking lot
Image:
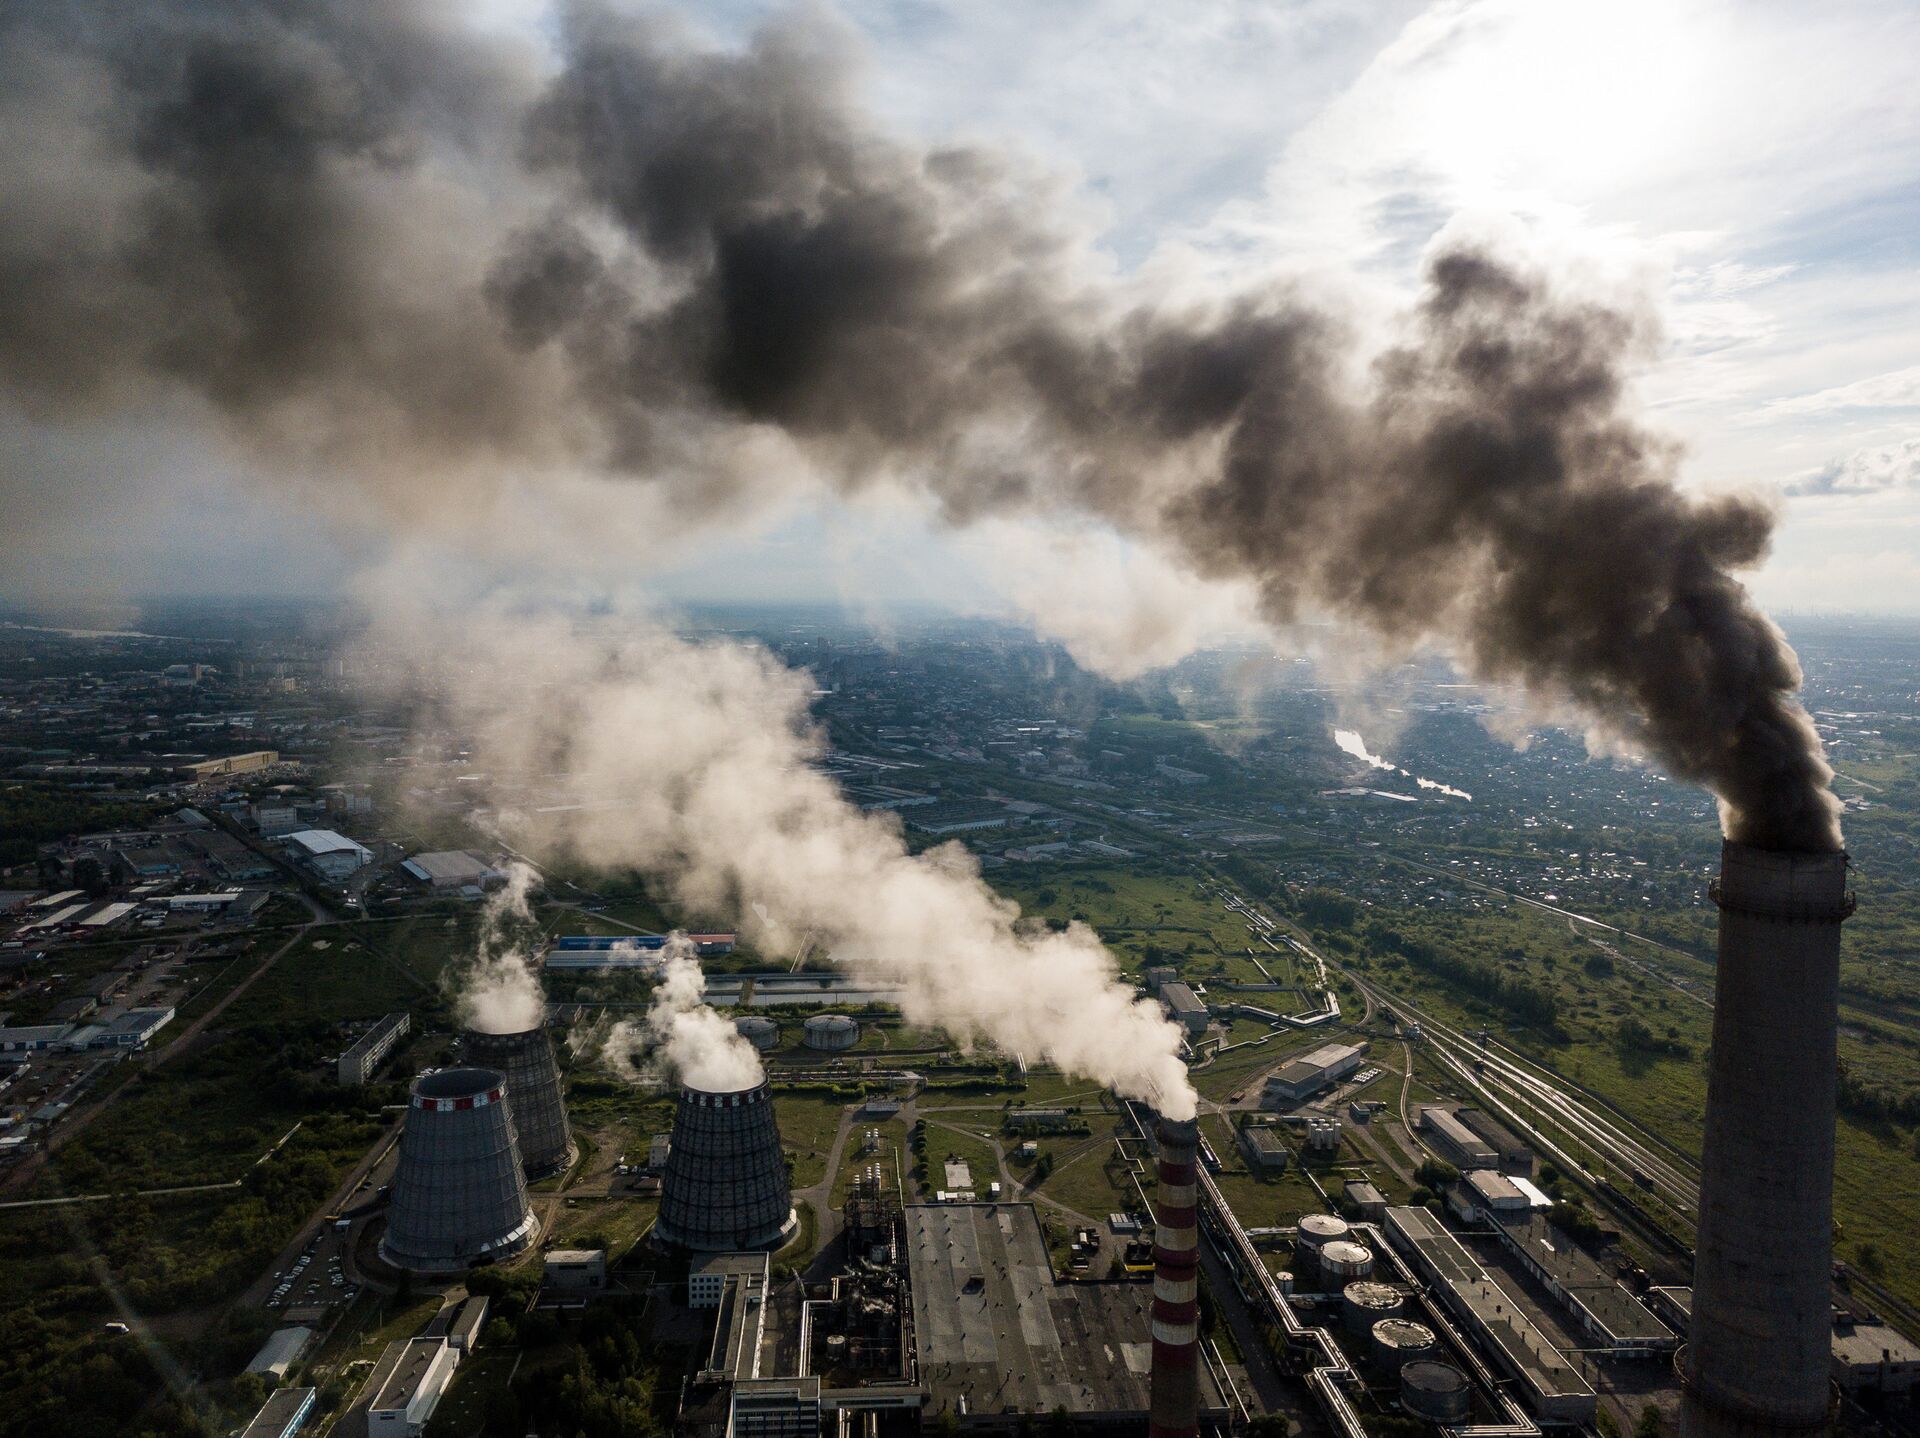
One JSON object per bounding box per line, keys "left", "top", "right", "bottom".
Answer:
{"left": 266, "top": 1222, "right": 358, "bottom": 1315}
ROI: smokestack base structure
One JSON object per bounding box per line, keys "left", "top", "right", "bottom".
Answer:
{"left": 463, "top": 1026, "right": 574, "bottom": 1178}
{"left": 1683, "top": 842, "right": 1853, "bottom": 1438}
{"left": 1149, "top": 1113, "right": 1201, "bottom": 1438}
{"left": 654, "top": 1079, "right": 797, "bottom": 1253}
{"left": 380, "top": 1067, "right": 538, "bottom": 1274}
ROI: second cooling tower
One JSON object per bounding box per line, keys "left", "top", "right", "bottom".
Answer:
{"left": 654, "top": 1078, "right": 797, "bottom": 1252}
{"left": 380, "top": 1067, "right": 538, "bottom": 1273}
{"left": 463, "top": 1026, "right": 574, "bottom": 1178}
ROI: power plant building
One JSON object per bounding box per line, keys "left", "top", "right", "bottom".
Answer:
{"left": 239, "top": 1388, "right": 317, "bottom": 1438}
{"left": 462, "top": 1026, "right": 573, "bottom": 1177}
{"left": 366, "top": 1337, "right": 457, "bottom": 1438}
{"left": 655, "top": 1080, "right": 797, "bottom": 1252}
{"left": 380, "top": 1068, "right": 538, "bottom": 1274}
{"left": 1157, "top": 981, "right": 1209, "bottom": 1035}
{"left": 1419, "top": 1105, "right": 1498, "bottom": 1171}
{"left": 1482, "top": 1212, "right": 1674, "bottom": 1356}
{"left": 905, "top": 1202, "right": 1228, "bottom": 1429}
{"left": 1383, "top": 1205, "right": 1596, "bottom": 1423}
{"left": 1261, "top": 1042, "right": 1365, "bottom": 1105}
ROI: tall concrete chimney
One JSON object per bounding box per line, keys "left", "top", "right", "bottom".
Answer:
{"left": 1150, "top": 1114, "right": 1201, "bottom": 1438}
{"left": 1683, "top": 842, "right": 1853, "bottom": 1438}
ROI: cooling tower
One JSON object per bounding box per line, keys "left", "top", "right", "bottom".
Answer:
{"left": 654, "top": 1079, "right": 797, "bottom": 1252}
{"left": 1682, "top": 842, "right": 1853, "bottom": 1438}
{"left": 463, "top": 1026, "right": 574, "bottom": 1178}
{"left": 380, "top": 1068, "right": 538, "bottom": 1274}
{"left": 1149, "top": 1114, "right": 1201, "bottom": 1438}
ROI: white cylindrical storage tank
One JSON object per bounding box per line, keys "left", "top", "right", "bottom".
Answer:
{"left": 1343, "top": 1280, "right": 1403, "bottom": 1333}
{"left": 735, "top": 1015, "right": 780, "bottom": 1051}
{"left": 803, "top": 1013, "right": 859, "bottom": 1051}
{"left": 1318, "top": 1239, "right": 1374, "bottom": 1281}
{"left": 1271, "top": 1270, "right": 1295, "bottom": 1295}
{"left": 1400, "top": 1360, "right": 1471, "bottom": 1422}
{"left": 1295, "top": 1213, "right": 1349, "bottom": 1256}
{"left": 1371, "top": 1319, "right": 1437, "bottom": 1371}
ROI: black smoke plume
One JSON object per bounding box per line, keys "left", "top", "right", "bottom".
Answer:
{"left": 0, "top": 0, "right": 1841, "bottom": 851}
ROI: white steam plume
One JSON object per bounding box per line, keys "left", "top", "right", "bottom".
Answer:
{"left": 606, "top": 938, "right": 765, "bottom": 1093}
{"left": 380, "top": 600, "right": 1197, "bottom": 1119}
{"left": 450, "top": 859, "right": 548, "bottom": 1034}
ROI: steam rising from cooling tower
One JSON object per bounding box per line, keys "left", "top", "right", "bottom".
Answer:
{"left": 450, "top": 860, "right": 547, "bottom": 1036}
{"left": 606, "top": 939, "right": 766, "bottom": 1094}
{"left": 0, "top": 1, "right": 1840, "bottom": 855}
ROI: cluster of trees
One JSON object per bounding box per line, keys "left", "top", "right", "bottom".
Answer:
{"left": 1366, "top": 923, "right": 1561, "bottom": 1030}
{"left": 4, "top": 785, "right": 155, "bottom": 867}
{"left": 472, "top": 1302, "right": 671, "bottom": 1438}
{"left": 1613, "top": 1016, "right": 1690, "bottom": 1061}
{"left": 1837, "top": 1064, "right": 1920, "bottom": 1127}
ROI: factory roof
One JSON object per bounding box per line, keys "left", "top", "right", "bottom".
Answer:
{"left": 1384, "top": 1207, "right": 1595, "bottom": 1405}
{"left": 1422, "top": 1106, "right": 1498, "bottom": 1164}
{"left": 1159, "top": 981, "right": 1206, "bottom": 1015}
{"left": 369, "top": 1337, "right": 450, "bottom": 1415}
{"left": 1291, "top": 1041, "right": 1363, "bottom": 1071}
{"left": 244, "top": 1325, "right": 313, "bottom": 1379}
{"left": 284, "top": 829, "right": 370, "bottom": 858}
{"left": 906, "top": 1202, "right": 1225, "bottom": 1420}
{"left": 1489, "top": 1212, "right": 1672, "bottom": 1346}
{"left": 1832, "top": 1316, "right": 1920, "bottom": 1370}
{"left": 1466, "top": 1170, "right": 1529, "bottom": 1207}
{"left": 238, "top": 1386, "right": 316, "bottom": 1438}
{"left": 402, "top": 850, "right": 500, "bottom": 885}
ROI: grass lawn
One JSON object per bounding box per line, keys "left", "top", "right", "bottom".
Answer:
{"left": 772, "top": 1094, "right": 851, "bottom": 1188}
{"left": 919, "top": 1118, "right": 1005, "bottom": 1199}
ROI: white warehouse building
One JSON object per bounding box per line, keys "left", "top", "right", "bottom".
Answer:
{"left": 1263, "top": 1041, "right": 1367, "bottom": 1105}
{"left": 284, "top": 829, "right": 373, "bottom": 881}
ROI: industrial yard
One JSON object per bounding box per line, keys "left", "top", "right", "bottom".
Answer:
{"left": 1, "top": 611, "right": 1918, "bottom": 1438}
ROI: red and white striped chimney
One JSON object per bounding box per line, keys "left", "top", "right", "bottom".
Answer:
{"left": 1149, "top": 1113, "right": 1201, "bottom": 1438}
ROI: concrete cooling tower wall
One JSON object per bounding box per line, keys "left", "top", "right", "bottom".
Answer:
{"left": 654, "top": 1078, "right": 797, "bottom": 1253}
{"left": 463, "top": 1026, "right": 574, "bottom": 1178}
{"left": 380, "top": 1067, "right": 538, "bottom": 1274}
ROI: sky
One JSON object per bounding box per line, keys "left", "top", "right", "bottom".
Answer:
{"left": 7, "top": 0, "right": 1919, "bottom": 618}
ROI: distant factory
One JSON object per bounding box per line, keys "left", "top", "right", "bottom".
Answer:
{"left": 542, "top": 932, "right": 737, "bottom": 972}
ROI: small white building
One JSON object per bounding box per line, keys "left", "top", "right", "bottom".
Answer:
{"left": 545, "top": 1248, "right": 609, "bottom": 1292}
{"left": 245, "top": 1326, "right": 314, "bottom": 1382}
{"left": 368, "top": 1337, "right": 456, "bottom": 1438}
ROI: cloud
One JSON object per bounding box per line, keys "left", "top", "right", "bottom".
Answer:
{"left": 1761, "top": 365, "right": 1920, "bottom": 419}
{"left": 1785, "top": 438, "right": 1920, "bottom": 497}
